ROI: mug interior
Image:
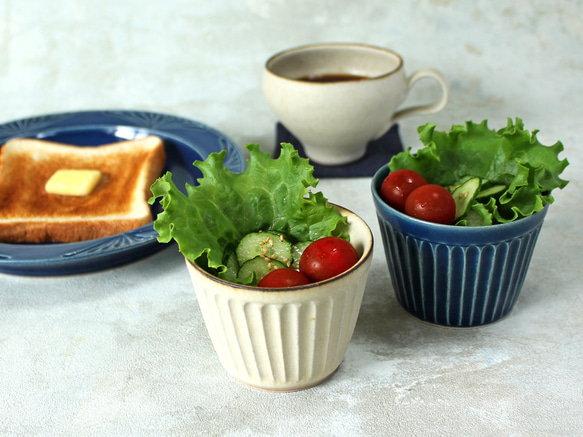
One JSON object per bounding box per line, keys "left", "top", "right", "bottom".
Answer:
{"left": 266, "top": 43, "right": 402, "bottom": 80}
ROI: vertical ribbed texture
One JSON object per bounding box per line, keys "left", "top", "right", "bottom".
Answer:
{"left": 185, "top": 205, "right": 373, "bottom": 390}
{"left": 196, "top": 288, "right": 365, "bottom": 391}
{"left": 378, "top": 219, "right": 543, "bottom": 327}
{"left": 187, "top": 253, "right": 372, "bottom": 391}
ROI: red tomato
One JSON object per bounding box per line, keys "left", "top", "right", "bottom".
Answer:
{"left": 258, "top": 268, "right": 311, "bottom": 288}
{"left": 299, "top": 236, "right": 360, "bottom": 282}
{"left": 380, "top": 169, "right": 427, "bottom": 212}
{"left": 404, "top": 184, "right": 456, "bottom": 225}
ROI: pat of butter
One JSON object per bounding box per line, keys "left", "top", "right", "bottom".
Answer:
{"left": 45, "top": 169, "right": 102, "bottom": 196}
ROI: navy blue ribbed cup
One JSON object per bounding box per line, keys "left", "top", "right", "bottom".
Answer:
{"left": 371, "top": 165, "right": 548, "bottom": 328}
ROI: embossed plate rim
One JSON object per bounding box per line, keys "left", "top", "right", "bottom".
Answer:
{"left": 0, "top": 109, "right": 245, "bottom": 276}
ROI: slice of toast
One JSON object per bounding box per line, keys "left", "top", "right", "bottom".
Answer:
{"left": 0, "top": 135, "right": 166, "bottom": 243}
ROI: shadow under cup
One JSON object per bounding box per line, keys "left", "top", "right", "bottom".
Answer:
{"left": 371, "top": 165, "right": 548, "bottom": 328}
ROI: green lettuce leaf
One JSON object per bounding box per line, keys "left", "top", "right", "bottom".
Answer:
{"left": 149, "top": 143, "right": 347, "bottom": 271}
{"left": 388, "top": 118, "right": 569, "bottom": 225}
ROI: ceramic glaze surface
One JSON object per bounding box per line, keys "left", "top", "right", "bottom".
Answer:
{"left": 2, "top": 1, "right": 581, "bottom": 435}
{"left": 0, "top": 111, "right": 245, "bottom": 276}
{"left": 184, "top": 206, "right": 374, "bottom": 391}
{"left": 263, "top": 43, "right": 448, "bottom": 165}
{"left": 372, "top": 165, "right": 548, "bottom": 327}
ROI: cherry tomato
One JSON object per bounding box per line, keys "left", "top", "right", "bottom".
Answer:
{"left": 380, "top": 169, "right": 427, "bottom": 212}
{"left": 404, "top": 184, "right": 456, "bottom": 225}
{"left": 299, "top": 236, "right": 360, "bottom": 282}
{"left": 258, "top": 268, "right": 311, "bottom": 288}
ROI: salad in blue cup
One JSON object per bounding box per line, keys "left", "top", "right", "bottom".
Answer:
{"left": 372, "top": 118, "right": 569, "bottom": 327}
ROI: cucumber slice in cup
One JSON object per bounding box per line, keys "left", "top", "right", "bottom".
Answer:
{"left": 237, "top": 256, "right": 286, "bottom": 286}
{"left": 235, "top": 231, "right": 293, "bottom": 266}
{"left": 450, "top": 177, "right": 481, "bottom": 219}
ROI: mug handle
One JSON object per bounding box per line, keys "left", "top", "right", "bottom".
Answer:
{"left": 392, "top": 68, "right": 449, "bottom": 122}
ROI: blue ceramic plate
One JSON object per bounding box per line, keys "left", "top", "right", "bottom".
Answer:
{"left": 0, "top": 110, "right": 246, "bottom": 276}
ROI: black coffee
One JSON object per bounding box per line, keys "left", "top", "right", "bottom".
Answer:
{"left": 298, "top": 73, "right": 369, "bottom": 83}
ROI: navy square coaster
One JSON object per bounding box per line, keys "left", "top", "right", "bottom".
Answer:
{"left": 273, "top": 122, "right": 403, "bottom": 178}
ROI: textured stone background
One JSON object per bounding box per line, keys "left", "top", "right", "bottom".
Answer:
{"left": 1, "top": 0, "right": 581, "bottom": 435}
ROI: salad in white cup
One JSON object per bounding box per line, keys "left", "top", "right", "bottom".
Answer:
{"left": 149, "top": 143, "right": 361, "bottom": 287}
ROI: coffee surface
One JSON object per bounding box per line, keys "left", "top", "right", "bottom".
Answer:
{"left": 298, "top": 73, "right": 369, "bottom": 83}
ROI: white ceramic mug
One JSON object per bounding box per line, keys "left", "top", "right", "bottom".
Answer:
{"left": 263, "top": 43, "right": 449, "bottom": 165}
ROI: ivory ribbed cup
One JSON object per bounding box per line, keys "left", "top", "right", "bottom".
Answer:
{"left": 185, "top": 205, "right": 374, "bottom": 391}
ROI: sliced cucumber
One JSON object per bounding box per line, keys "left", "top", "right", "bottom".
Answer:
{"left": 291, "top": 241, "right": 312, "bottom": 269}
{"left": 235, "top": 231, "right": 293, "bottom": 267}
{"left": 456, "top": 203, "right": 494, "bottom": 226}
{"left": 222, "top": 251, "right": 240, "bottom": 279}
{"left": 476, "top": 184, "right": 506, "bottom": 199}
{"left": 449, "top": 175, "right": 473, "bottom": 192}
{"left": 237, "top": 256, "right": 286, "bottom": 286}
{"left": 458, "top": 209, "right": 485, "bottom": 226}
{"left": 450, "top": 177, "right": 481, "bottom": 219}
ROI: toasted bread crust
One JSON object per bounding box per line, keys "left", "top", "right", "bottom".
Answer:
{"left": 0, "top": 217, "right": 152, "bottom": 243}
{"left": 0, "top": 135, "right": 166, "bottom": 243}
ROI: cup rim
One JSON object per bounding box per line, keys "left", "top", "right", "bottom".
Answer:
{"left": 371, "top": 164, "right": 549, "bottom": 244}
{"left": 265, "top": 42, "right": 404, "bottom": 82}
{"left": 186, "top": 203, "right": 374, "bottom": 293}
